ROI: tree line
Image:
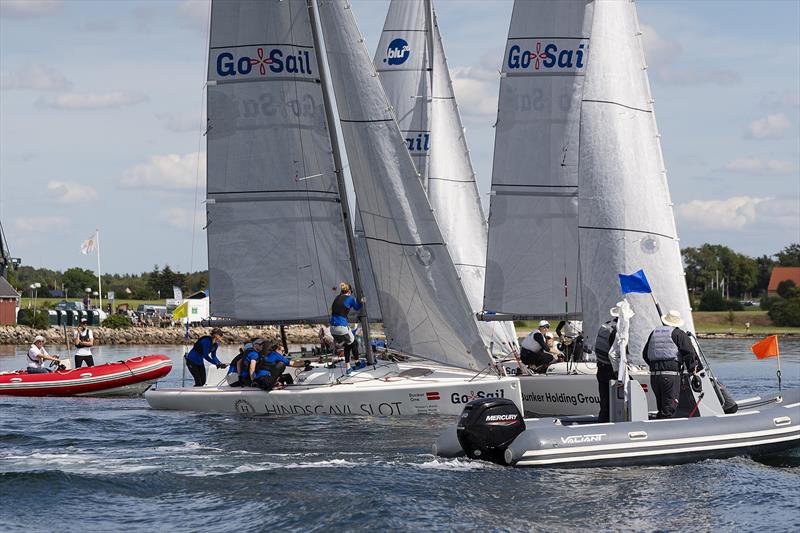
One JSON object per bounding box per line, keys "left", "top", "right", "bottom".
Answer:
{"left": 7, "top": 264, "right": 208, "bottom": 301}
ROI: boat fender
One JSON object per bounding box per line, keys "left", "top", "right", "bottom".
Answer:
{"left": 711, "top": 378, "right": 738, "bottom": 414}
{"left": 456, "top": 398, "right": 525, "bottom": 465}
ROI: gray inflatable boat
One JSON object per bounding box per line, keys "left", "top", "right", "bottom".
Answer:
{"left": 433, "top": 371, "right": 800, "bottom": 468}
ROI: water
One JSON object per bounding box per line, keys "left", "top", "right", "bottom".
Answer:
{"left": 1, "top": 340, "right": 799, "bottom": 532}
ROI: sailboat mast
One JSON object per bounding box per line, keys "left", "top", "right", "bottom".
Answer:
{"left": 307, "top": 0, "right": 374, "bottom": 364}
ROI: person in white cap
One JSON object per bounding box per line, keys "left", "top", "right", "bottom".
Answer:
{"left": 642, "top": 310, "right": 701, "bottom": 419}
{"left": 27, "top": 335, "right": 60, "bottom": 374}
{"left": 519, "top": 320, "right": 559, "bottom": 373}
{"left": 593, "top": 307, "right": 620, "bottom": 422}
{"left": 73, "top": 318, "right": 95, "bottom": 368}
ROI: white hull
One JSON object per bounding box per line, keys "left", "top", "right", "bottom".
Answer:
{"left": 497, "top": 361, "right": 655, "bottom": 417}
{"left": 146, "top": 361, "right": 522, "bottom": 417}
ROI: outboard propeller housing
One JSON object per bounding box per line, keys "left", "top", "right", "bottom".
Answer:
{"left": 456, "top": 398, "right": 525, "bottom": 464}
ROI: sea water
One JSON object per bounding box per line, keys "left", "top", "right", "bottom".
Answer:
{"left": 0, "top": 339, "right": 798, "bottom": 532}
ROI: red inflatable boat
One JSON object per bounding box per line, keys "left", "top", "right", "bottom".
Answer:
{"left": 0, "top": 355, "right": 172, "bottom": 397}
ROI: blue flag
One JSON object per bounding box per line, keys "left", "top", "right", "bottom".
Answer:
{"left": 619, "top": 269, "right": 652, "bottom": 294}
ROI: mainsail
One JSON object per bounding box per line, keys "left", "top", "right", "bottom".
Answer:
{"left": 578, "top": 0, "right": 693, "bottom": 357}
{"left": 485, "top": 0, "right": 693, "bottom": 358}
{"left": 317, "top": 0, "right": 492, "bottom": 370}
{"left": 206, "top": 0, "right": 353, "bottom": 323}
{"left": 375, "top": 0, "right": 518, "bottom": 351}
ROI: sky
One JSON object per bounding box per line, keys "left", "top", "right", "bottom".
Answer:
{"left": 1, "top": 0, "right": 798, "bottom": 275}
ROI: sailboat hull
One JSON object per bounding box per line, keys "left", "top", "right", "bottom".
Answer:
{"left": 145, "top": 362, "right": 522, "bottom": 417}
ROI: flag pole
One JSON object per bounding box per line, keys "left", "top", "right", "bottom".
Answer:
{"left": 95, "top": 229, "right": 102, "bottom": 317}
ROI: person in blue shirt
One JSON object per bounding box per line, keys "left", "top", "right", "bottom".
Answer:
{"left": 329, "top": 282, "right": 365, "bottom": 369}
{"left": 185, "top": 328, "right": 226, "bottom": 387}
{"left": 249, "top": 341, "right": 295, "bottom": 391}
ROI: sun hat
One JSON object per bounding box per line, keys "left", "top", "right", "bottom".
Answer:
{"left": 661, "top": 310, "right": 685, "bottom": 328}
{"left": 609, "top": 306, "right": 621, "bottom": 317}
{"left": 33, "top": 335, "right": 45, "bottom": 343}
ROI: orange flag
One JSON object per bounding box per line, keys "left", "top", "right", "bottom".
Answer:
{"left": 751, "top": 335, "right": 780, "bottom": 359}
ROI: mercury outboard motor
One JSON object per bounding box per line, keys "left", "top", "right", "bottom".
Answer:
{"left": 456, "top": 398, "right": 525, "bottom": 464}
{"left": 711, "top": 378, "right": 738, "bottom": 414}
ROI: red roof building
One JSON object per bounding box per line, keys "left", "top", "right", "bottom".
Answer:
{"left": 767, "top": 266, "right": 800, "bottom": 296}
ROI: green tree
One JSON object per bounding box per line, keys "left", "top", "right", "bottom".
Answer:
{"left": 769, "top": 297, "right": 800, "bottom": 327}
{"left": 775, "top": 243, "right": 800, "bottom": 266}
{"left": 699, "top": 290, "right": 726, "bottom": 311}
{"left": 682, "top": 244, "right": 757, "bottom": 298}
{"left": 62, "top": 268, "right": 97, "bottom": 296}
{"left": 777, "top": 280, "right": 798, "bottom": 299}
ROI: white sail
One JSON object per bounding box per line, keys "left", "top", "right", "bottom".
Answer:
{"left": 376, "top": 0, "right": 518, "bottom": 352}
{"left": 483, "top": 0, "right": 592, "bottom": 320}
{"left": 578, "top": 0, "right": 693, "bottom": 359}
{"left": 206, "top": 0, "right": 352, "bottom": 323}
{"left": 317, "top": 0, "right": 491, "bottom": 370}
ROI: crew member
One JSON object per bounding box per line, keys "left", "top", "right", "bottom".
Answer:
{"left": 556, "top": 320, "right": 584, "bottom": 361}
{"left": 594, "top": 308, "right": 619, "bottom": 423}
{"left": 185, "top": 327, "right": 226, "bottom": 387}
{"left": 643, "top": 310, "right": 700, "bottom": 419}
{"left": 73, "top": 318, "right": 95, "bottom": 368}
{"left": 249, "top": 341, "right": 302, "bottom": 391}
{"left": 519, "top": 320, "right": 558, "bottom": 373}
{"left": 329, "top": 282, "right": 364, "bottom": 370}
{"left": 27, "top": 335, "right": 60, "bottom": 374}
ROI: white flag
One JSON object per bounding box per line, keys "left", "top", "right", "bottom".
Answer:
{"left": 80, "top": 233, "right": 97, "bottom": 255}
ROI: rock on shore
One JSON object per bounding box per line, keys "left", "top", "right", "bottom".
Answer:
{"left": 0, "top": 324, "right": 321, "bottom": 346}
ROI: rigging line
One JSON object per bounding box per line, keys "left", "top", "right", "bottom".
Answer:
{"left": 189, "top": 0, "right": 212, "bottom": 284}
{"left": 578, "top": 225, "right": 674, "bottom": 240}
{"left": 289, "top": 1, "right": 327, "bottom": 311}
{"left": 582, "top": 98, "right": 652, "bottom": 114}
{"left": 364, "top": 236, "right": 445, "bottom": 248}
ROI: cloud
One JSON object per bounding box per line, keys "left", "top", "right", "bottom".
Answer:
{"left": 120, "top": 152, "right": 206, "bottom": 190}
{"left": 676, "top": 196, "right": 800, "bottom": 231}
{"left": 450, "top": 66, "right": 499, "bottom": 120}
{"left": 760, "top": 89, "right": 800, "bottom": 109}
{"left": 13, "top": 215, "right": 71, "bottom": 234}
{"left": 36, "top": 92, "right": 148, "bottom": 110}
{"left": 159, "top": 207, "right": 206, "bottom": 230}
{"left": 0, "top": 0, "right": 61, "bottom": 18}
{"left": 46, "top": 181, "right": 99, "bottom": 204}
{"left": 720, "top": 157, "right": 796, "bottom": 175}
{"left": 178, "top": 0, "right": 209, "bottom": 32}
{"left": 640, "top": 24, "right": 739, "bottom": 86}
{"left": 156, "top": 112, "right": 201, "bottom": 133}
{"left": 0, "top": 64, "right": 73, "bottom": 91}
{"left": 745, "top": 113, "right": 792, "bottom": 140}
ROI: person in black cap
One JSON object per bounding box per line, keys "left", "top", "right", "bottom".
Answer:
{"left": 185, "top": 327, "right": 226, "bottom": 387}
{"left": 74, "top": 318, "right": 95, "bottom": 368}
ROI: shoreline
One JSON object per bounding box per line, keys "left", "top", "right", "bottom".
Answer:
{"left": 1, "top": 324, "right": 797, "bottom": 347}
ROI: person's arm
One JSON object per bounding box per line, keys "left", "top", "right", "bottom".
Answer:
{"left": 533, "top": 332, "right": 549, "bottom": 352}
{"left": 84, "top": 330, "right": 94, "bottom": 347}
{"left": 208, "top": 342, "right": 222, "bottom": 366}
{"left": 642, "top": 334, "right": 651, "bottom": 365}
{"left": 249, "top": 359, "right": 257, "bottom": 380}
{"left": 346, "top": 295, "right": 363, "bottom": 312}
{"left": 41, "top": 347, "right": 59, "bottom": 362}
{"left": 674, "top": 330, "right": 699, "bottom": 372}
{"left": 556, "top": 321, "right": 566, "bottom": 338}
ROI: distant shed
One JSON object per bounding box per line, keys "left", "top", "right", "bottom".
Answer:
{"left": 767, "top": 267, "right": 800, "bottom": 296}
{"left": 0, "top": 277, "right": 20, "bottom": 325}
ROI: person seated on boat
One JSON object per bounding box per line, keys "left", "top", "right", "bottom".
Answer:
{"left": 594, "top": 309, "right": 620, "bottom": 423}
{"left": 642, "top": 310, "right": 701, "bottom": 419}
{"left": 226, "top": 342, "right": 252, "bottom": 387}
{"left": 545, "top": 332, "right": 564, "bottom": 358}
{"left": 27, "top": 335, "right": 61, "bottom": 374}
{"left": 329, "top": 282, "right": 365, "bottom": 370}
{"left": 556, "top": 320, "right": 585, "bottom": 362}
{"left": 519, "top": 321, "right": 559, "bottom": 373}
{"left": 185, "top": 327, "right": 226, "bottom": 387}
{"left": 250, "top": 341, "right": 295, "bottom": 391}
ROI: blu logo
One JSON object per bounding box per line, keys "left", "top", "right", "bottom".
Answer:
{"left": 383, "top": 38, "right": 411, "bottom": 66}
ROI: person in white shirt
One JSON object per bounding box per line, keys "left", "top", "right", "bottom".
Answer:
{"left": 27, "top": 335, "right": 60, "bottom": 374}
{"left": 73, "top": 318, "right": 95, "bottom": 368}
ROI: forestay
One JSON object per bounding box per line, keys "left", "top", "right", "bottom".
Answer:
{"left": 483, "top": 0, "right": 592, "bottom": 319}
{"left": 317, "top": 0, "right": 491, "bottom": 370}
{"left": 206, "top": 0, "right": 353, "bottom": 323}
{"left": 376, "top": 0, "right": 517, "bottom": 352}
{"left": 578, "top": 0, "right": 693, "bottom": 359}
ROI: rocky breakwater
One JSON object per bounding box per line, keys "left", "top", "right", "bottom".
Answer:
{"left": 0, "top": 324, "right": 321, "bottom": 346}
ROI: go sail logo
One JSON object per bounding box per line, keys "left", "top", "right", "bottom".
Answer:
{"left": 383, "top": 38, "right": 411, "bottom": 66}
{"left": 212, "top": 45, "right": 315, "bottom": 79}
{"left": 506, "top": 38, "right": 588, "bottom": 72}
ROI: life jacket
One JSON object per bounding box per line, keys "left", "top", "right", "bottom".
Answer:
{"left": 646, "top": 326, "right": 680, "bottom": 362}
{"left": 255, "top": 351, "right": 283, "bottom": 377}
{"left": 521, "top": 331, "right": 543, "bottom": 353}
{"left": 331, "top": 293, "right": 350, "bottom": 319}
{"left": 239, "top": 348, "right": 259, "bottom": 377}
{"left": 228, "top": 350, "right": 243, "bottom": 375}
{"left": 594, "top": 320, "right": 616, "bottom": 364}
{"left": 192, "top": 335, "right": 215, "bottom": 356}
